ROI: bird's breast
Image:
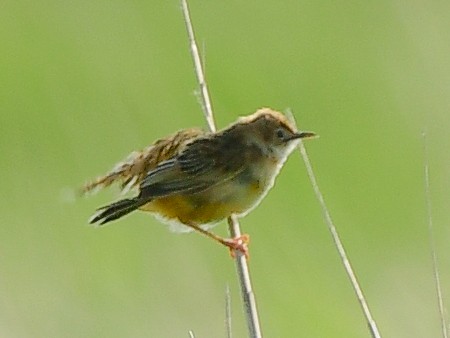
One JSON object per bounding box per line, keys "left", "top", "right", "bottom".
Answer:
{"left": 140, "top": 156, "right": 282, "bottom": 226}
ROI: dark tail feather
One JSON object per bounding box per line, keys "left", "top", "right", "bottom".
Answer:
{"left": 89, "top": 197, "right": 147, "bottom": 226}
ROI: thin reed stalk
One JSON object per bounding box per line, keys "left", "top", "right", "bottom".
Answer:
{"left": 181, "top": 1, "right": 262, "bottom": 337}
{"left": 288, "top": 111, "right": 382, "bottom": 338}
{"left": 423, "top": 132, "right": 448, "bottom": 338}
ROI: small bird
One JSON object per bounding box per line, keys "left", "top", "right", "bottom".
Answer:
{"left": 83, "top": 108, "right": 316, "bottom": 255}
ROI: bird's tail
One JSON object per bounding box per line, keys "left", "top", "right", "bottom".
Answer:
{"left": 89, "top": 197, "right": 148, "bottom": 226}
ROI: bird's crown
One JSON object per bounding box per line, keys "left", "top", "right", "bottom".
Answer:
{"left": 237, "top": 108, "right": 297, "bottom": 133}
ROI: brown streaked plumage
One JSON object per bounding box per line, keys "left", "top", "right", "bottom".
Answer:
{"left": 82, "top": 128, "right": 206, "bottom": 194}
{"left": 83, "top": 108, "right": 316, "bottom": 255}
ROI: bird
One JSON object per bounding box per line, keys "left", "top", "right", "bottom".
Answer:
{"left": 82, "top": 108, "right": 316, "bottom": 256}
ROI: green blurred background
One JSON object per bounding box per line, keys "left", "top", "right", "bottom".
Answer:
{"left": 1, "top": 1, "right": 449, "bottom": 337}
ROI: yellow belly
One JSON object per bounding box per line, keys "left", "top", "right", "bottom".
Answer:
{"left": 139, "top": 179, "right": 263, "bottom": 225}
{"left": 138, "top": 155, "right": 283, "bottom": 228}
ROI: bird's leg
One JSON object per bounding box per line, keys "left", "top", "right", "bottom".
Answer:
{"left": 184, "top": 222, "right": 249, "bottom": 258}
{"left": 222, "top": 234, "right": 250, "bottom": 259}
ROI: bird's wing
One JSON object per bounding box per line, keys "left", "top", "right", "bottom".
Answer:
{"left": 139, "top": 136, "right": 246, "bottom": 198}
{"left": 81, "top": 128, "right": 205, "bottom": 195}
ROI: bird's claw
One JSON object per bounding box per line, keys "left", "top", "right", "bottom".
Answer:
{"left": 223, "top": 234, "right": 250, "bottom": 259}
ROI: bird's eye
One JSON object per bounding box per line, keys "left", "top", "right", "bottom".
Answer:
{"left": 276, "top": 128, "right": 285, "bottom": 139}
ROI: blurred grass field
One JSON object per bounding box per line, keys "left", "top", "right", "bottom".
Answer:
{"left": 1, "top": 1, "right": 449, "bottom": 337}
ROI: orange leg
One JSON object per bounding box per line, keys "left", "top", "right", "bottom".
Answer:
{"left": 185, "top": 222, "right": 249, "bottom": 258}
{"left": 222, "top": 234, "right": 250, "bottom": 259}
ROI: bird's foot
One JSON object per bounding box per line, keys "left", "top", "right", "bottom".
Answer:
{"left": 222, "top": 234, "right": 250, "bottom": 259}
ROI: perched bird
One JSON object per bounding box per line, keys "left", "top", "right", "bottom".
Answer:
{"left": 83, "top": 108, "right": 316, "bottom": 255}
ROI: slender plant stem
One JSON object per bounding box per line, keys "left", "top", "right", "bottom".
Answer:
{"left": 228, "top": 215, "right": 262, "bottom": 338}
{"left": 289, "top": 111, "right": 381, "bottom": 338}
{"left": 181, "top": 0, "right": 215, "bottom": 133}
{"left": 181, "top": 1, "right": 262, "bottom": 337}
{"left": 225, "top": 285, "right": 233, "bottom": 338}
{"left": 423, "top": 132, "right": 448, "bottom": 338}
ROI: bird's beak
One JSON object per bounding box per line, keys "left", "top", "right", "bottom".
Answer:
{"left": 289, "top": 131, "right": 317, "bottom": 141}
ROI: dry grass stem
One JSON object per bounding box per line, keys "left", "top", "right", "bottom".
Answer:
{"left": 181, "top": 1, "right": 262, "bottom": 337}
{"left": 288, "top": 111, "right": 382, "bottom": 338}
{"left": 225, "top": 284, "right": 233, "bottom": 338}
{"left": 423, "top": 132, "right": 448, "bottom": 338}
{"left": 181, "top": 0, "right": 215, "bottom": 132}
